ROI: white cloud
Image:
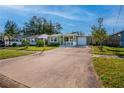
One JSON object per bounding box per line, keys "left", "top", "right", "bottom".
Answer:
{"left": 0, "top": 5, "right": 31, "bottom": 17}
{"left": 40, "top": 11, "right": 79, "bottom": 20}
{"left": 0, "top": 5, "right": 27, "bottom": 11}
{"left": 2, "top": 5, "right": 23, "bottom": 9}
{"left": 0, "top": 5, "right": 96, "bottom": 21}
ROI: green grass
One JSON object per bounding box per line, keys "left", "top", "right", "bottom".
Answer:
{"left": 4, "top": 46, "right": 58, "bottom": 51}
{"left": 24, "top": 46, "right": 57, "bottom": 51}
{"left": 0, "top": 46, "right": 57, "bottom": 59}
{"left": 92, "top": 46, "right": 124, "bottom": 56}
{"left": 93, "top": 57, "right": 124, "bottom": 88}
{"left": 0, "top": 50, "right": 32, "bottom": 59}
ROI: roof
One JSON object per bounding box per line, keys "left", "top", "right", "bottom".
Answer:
{"left": 62, "top": 34, "right": 85, "bottom": 37}
{"left": 49, "top": 34, "right": 85, "bottom": 37}
{"left": 49, "top": 34, "right": 62, "bottom": 37}
{"left": 112, "top": 30, "right": 124, "bottom": 36}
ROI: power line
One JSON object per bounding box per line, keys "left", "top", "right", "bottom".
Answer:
{"left": 113, "top": 5, "right": 122, "bottom": 34}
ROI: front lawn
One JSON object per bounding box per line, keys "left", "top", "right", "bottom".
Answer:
{"left": 24, "top": 46, "right": 57, "bottom": 51}
{"left": 0, "top": 46, "right": 57, "bottom": 59}
{"left": 92, "top": 46, "right": 124, "bottom": 56}
{"left": 0, "top": 50, "right": 32, "bottom": 59}
{"left": 93, "top": 57, "right": 124, "bottom": 88}
{"left": 4, "top": 46, "right": 58, "bottom": 51}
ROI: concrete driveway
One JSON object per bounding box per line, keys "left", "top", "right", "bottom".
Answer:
{"left": 0, "top": 46, "right": 101, "bottom": 88}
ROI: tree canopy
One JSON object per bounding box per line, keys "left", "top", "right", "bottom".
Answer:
{"left": 91, "top": 17, "right": 108, "bottom": 51}
{"left": 22, "top": 16, "right": 62, "bottom": 36}
{"left": 4, "top": 20, "right": 19, "bottom": 39}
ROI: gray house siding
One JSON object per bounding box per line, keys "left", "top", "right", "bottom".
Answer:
{"left": 120, "top": 31, "right": 124, "bottom": 47}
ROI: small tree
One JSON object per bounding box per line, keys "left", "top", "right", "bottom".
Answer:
{"left": 21, "top": 39, "right": 30, "bottom": 48}
{"left": 91, "top": 18, "right": 108, "bottom": 51}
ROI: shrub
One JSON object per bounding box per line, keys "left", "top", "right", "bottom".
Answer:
{"left": 45, "top": 40, "right": 48, "bottom": 45}
{"left": 48, "top": 43, "right": 60, "bottom": 47}
{"left": 21, "top": 39, "right": 30, "bottom": 48}
{"left": 36, "top": 40, "right": 44, "bottom": 47}
{"left": 12, "top": 43, "right": 17, "bottom": 47}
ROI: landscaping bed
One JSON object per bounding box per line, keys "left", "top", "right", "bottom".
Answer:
{"left": 93, "top": 57, "right": 124, "bottom": 88}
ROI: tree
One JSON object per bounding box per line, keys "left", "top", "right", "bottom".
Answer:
{"left": 23, "top": 16, "right": 41, "bottom": 36}
{"left": 91, "top": 17, "right": 108, "bottom": 51}
{"left": 54, "top": 23, "right": 62, "bottom": 34}
{"left": 4, "top": 20, "right": 19, "bottom": 45}
{"left": 22, "top": 16, "right": 62, "bottom": 36}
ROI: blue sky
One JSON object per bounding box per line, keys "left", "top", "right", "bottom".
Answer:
{"left": 0, "top": 5, "right": 124, "bottom": 35}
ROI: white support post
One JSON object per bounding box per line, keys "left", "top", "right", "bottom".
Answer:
{"left": 63, "top": 36, "right": 64, "bottom": 45}
{"left": 69, "top": 36, "right": 70, "bottom": 46}
{"left": 43, "top": 38, "right": 46, "bottom": 52}
{"left": 72, "top": 36, "right": 73, "bottom": 46}
{"left": 59, "top": 36, "right": 60, "bottom": 45}
{"left": 43, "top": 39, "right": 45, "bottom": 47}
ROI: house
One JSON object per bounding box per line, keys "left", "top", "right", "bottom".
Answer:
{"left": 113, "top": 30, "right": 124, "bottom": 47}
{"left": 4, "top": 36, "right": 23, "bottom": 46}
{"left": 106, "top": 31, "right": 124, "bottom": 47}
{"left": 0, "top": 35, "right": 4, "bottom": 47}
{"left": 4, "top": 35, "right": 42, "bottom": 46}
{"left": 86, "top": 30, "right": 124, "bottom": 47}
{"left": 48, "top": 34, "right": 87, "bottom": 46}
{"left": 4, "top": 34, "right": 88, "bottom": 47}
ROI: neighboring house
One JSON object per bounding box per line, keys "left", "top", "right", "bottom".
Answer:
{"left": 0, "top": 35, "right": 5, "bottom": 47}
{"left": 113, "top": 30, "right": 124, "bottom": 47}
{"left": 105, "top": 31, "right": 124, "bottom": 47}
{"left": 4, "top": 36, "right": 23, "bottom": 46}
{"left": 4, "top": 34, "right": 88, "bottom": 47}
{"left": 87, "top": 30, "right": 124, "bottom": 47}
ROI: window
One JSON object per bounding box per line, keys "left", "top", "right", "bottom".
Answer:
{"left": 70, "top": 36, "right": 73, "bottom": 41}
{"left": 11, "top": 39, "right": 15, "bottom": 42}
{"left": 31, "top": 39, "right": 35, "bottom": 42}
{"left": 51, "top": 37, "right": 57, "bottom": 42}
{"left": 32, "top": 40, "right": 34, "bottom": 42}
{"left": 16, "top": 39, "right": 19, "bottom": 42}
{"left": 65, "top": 37, "right": 69, "bottom": 41}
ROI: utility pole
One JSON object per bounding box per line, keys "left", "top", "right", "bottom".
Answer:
{"left": 112, "top": 5, "right": 122, "bottom": 46}
{"left": 113, "top": 5, "right": 122, "bottom": 34}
